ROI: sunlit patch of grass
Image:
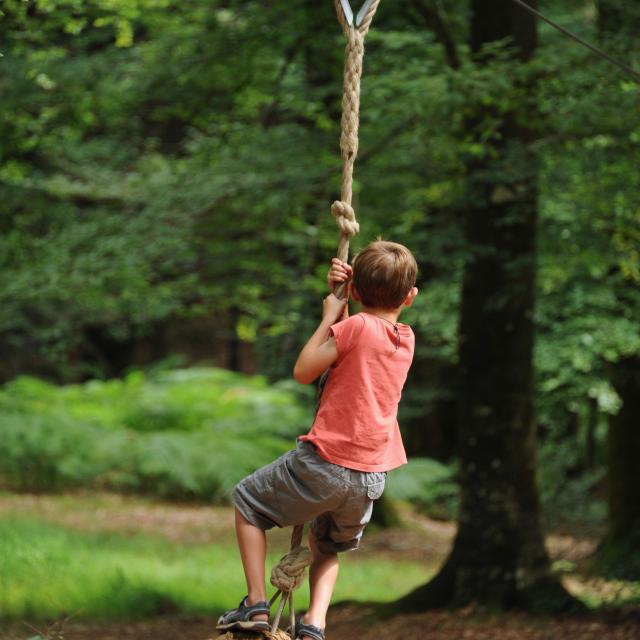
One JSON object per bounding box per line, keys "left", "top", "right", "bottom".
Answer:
{"left": 562, "top": 574, "right": 640, "bottom": 609}
{"left": 0, "top": 516, "right": 432, "bottom": 622}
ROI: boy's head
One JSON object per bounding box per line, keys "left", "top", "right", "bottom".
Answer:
{"left": 351, "top": 240, "right": 418, "bottom": 310}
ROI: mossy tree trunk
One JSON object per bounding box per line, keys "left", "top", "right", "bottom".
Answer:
{"left": 396, "top": 0, "right": 575, "bottom": 611}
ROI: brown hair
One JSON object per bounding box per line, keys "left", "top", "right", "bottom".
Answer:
{"left": 351, "top": 240, "right": 417, "bottom": 309}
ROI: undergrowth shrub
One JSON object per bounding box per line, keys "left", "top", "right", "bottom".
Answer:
{"left": 0, "top": 368, "right": 312, "bottom": 502}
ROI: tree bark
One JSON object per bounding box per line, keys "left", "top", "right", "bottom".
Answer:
{"left": 606, "top": 356, "right": 640, "bottom": 545}
{"left": 596, "top": 0, "right": 640, "bottom": 580}
{"left": 395, "top": 0, "right": 576, "bottom": 611}
{"left": 595, "top": 361, "right": 640, "bottom": 579}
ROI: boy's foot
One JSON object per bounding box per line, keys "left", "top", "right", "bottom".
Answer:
{"left": 288, "top": 616, "right": 325, "bottom": 640}
{"left": 216, "top": 596, "right": 270, "bottom": 633}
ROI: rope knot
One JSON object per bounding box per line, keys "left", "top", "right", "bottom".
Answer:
{"left": 331, "top": 200, "right": 359, "bottom": 236}
{"left": 270, "top": 545, "right": 313, "bottom": 593}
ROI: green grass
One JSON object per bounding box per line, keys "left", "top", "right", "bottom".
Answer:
{"left": 0, "top": 515, "right": 432, "bottom": 622}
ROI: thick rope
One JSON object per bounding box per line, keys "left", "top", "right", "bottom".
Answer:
{"left": 331, "top": 0, "right": 381, "bottom": 297}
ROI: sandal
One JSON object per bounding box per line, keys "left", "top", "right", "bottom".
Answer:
{"left": 216, "top": 595, "right": 271, "bottom": 633}
{"left": 286, "top": 617, "right": 326, "bottom": 640}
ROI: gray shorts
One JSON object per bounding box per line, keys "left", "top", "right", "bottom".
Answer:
{"left": 233, "top": 439, "right": 386, "bottom": 554}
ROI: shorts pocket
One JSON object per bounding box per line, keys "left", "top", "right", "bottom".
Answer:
{"left": 366, "top": 479, "right": 385, "bottom": 500}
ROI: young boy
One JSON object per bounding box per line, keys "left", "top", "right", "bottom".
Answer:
{"left": 217, "top": 240, "right": 418, "bottom": 640}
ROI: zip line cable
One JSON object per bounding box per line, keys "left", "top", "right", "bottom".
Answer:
{"left": 510, "top": 0, "right": 640, "bottom": 84}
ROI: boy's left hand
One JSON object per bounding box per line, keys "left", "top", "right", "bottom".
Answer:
{"left": 322, "top": 293, "right": 347, "bottom": 324}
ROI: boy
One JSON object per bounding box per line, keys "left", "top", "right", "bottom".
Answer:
{"left": 217, "top": 240, "right": 418, "bottom": 640}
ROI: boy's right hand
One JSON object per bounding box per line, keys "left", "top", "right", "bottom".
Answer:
{"left": 327, "top": 258, "right": 353, "bottom": 290}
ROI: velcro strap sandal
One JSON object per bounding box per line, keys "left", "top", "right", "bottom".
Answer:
{"left": 216, "top": 595, "right": 271, "bottom": 633}
{"left": 287, "top": 618, "right": 326, "bottom": 640}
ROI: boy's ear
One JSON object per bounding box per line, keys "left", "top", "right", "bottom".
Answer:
{"left": 403, "top": 287, "right": 418, "bottom": 307}
{"left": 349, "top": 282, "right": 361, "bottom": 301}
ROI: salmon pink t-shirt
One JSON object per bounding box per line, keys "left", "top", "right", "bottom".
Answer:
{"left": 299, "top": 312, "right": 414, "bottom": 472}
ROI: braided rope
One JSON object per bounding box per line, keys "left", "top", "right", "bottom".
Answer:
{"left": 331, "top": 0, "right": 382, "bottom": 296}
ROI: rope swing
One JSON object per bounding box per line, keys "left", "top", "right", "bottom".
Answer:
{"left": 331, "top": 0, "right": 381, "bottom": 298}
{"left": 268, "top": 3, "right": 382, "bottom": 632}
{"left": 219, "top": 2, "right": 382, "bottom": 638}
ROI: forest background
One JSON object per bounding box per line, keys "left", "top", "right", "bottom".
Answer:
{"left": 1, "top": 0, "right": 639, "bottom": 636}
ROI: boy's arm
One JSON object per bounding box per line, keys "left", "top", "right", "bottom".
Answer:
{"left": 293, "top": 294, "right": 346, "bottom": 384}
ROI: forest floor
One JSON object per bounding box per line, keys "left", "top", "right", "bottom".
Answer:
{"left": 3, "top": 605, "right": 639, "bottom": 640}
{"left": 0, "top": 492, "right": 638, "bottom": 640}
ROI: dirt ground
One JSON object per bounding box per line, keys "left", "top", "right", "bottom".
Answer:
{"left": 3, "top": 604, "right": 639, "bottom": 640}
{"left": 1, "top": 492, "right": 638, "bottom": 640}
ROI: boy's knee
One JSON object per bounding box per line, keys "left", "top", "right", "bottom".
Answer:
{"left": 234, "top": 504, "right": 256, "bottom": 527}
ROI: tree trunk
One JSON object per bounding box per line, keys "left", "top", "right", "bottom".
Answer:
{"left": 607, "top": 357, "right": 640, "bottom": 543}
{"left": 595, "top": 0, "right": 640, "bottom": 581}
{"left": 594, "top": 356, "right": 640, "bottom": 580}
{"left": 395, "top": 0, "right": 575, "bottom": 612}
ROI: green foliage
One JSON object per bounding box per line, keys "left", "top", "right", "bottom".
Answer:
{"left": 0, "top": 0, "right": 639, "bottom": 549}
{"left": 538, "top": 438, "right": 608, "bottom": 531}
{"left": 594, "top": 538, "right": 640, "bottom": 583}
{"left": 0, "top": 368, "right": 309, "bottom": 435}
{"left": 0, "top": 368, "right": 312, "bottom": 501}
{"left": 0, "top": 0, "right": 470, "bottom": 382}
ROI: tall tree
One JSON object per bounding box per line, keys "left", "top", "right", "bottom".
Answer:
{"left": 605, "top": 356, "right": 640, "bottom": 574}
{"left": 597, "top": 0, "right": 640, "bottom": 578}
{"left": 397, "top": 0, "right": 573, "bottom": 609}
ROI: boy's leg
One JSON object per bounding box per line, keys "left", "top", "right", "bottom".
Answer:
{"left": 301, "top": 528, "right": 339, "bottom": 633}
{"left": 235, "top": 507, "right": 269, "bottom": 622}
